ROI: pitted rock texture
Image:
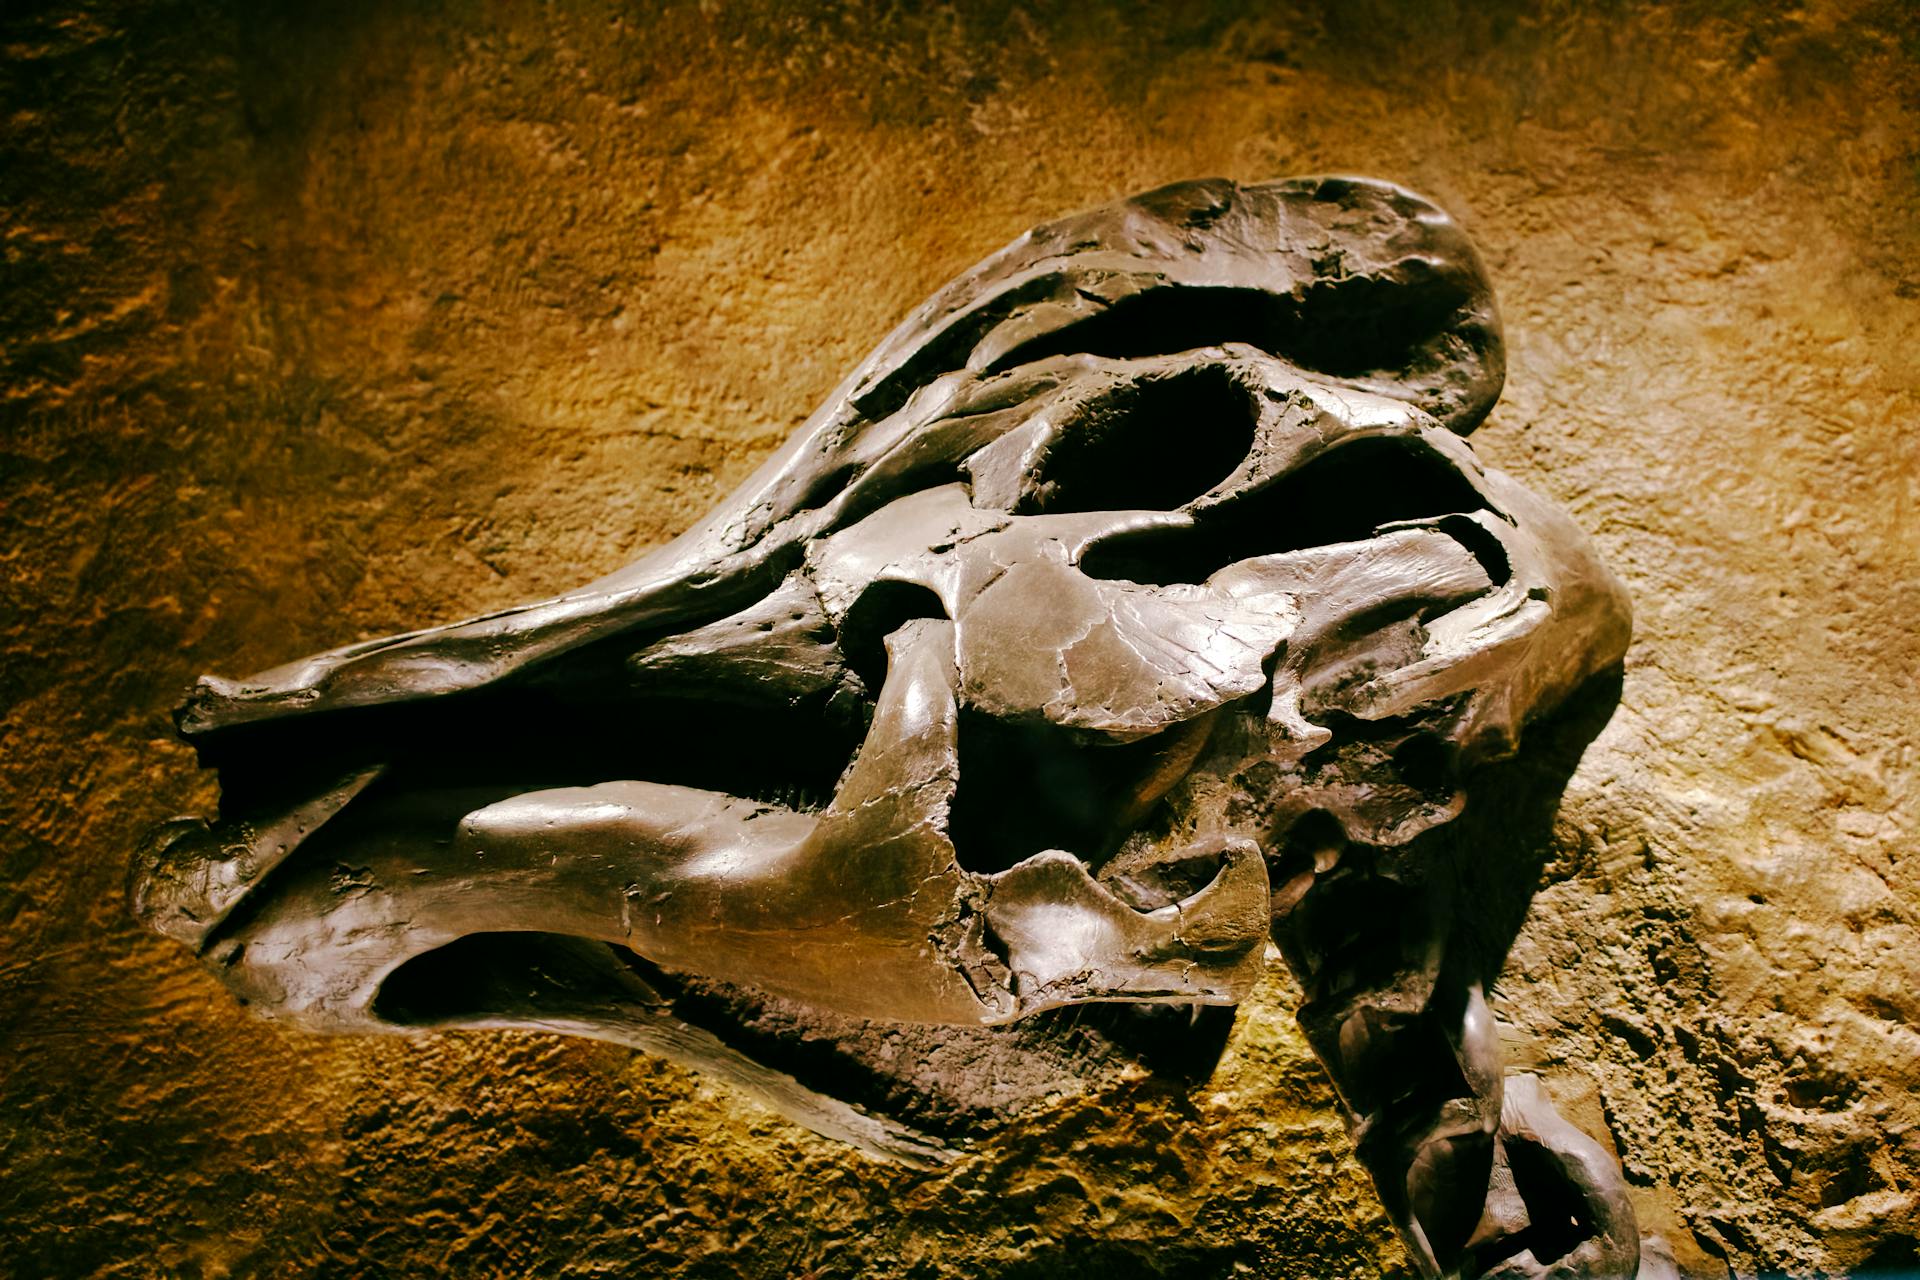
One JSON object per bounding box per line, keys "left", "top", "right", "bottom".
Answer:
{"left": 1, "top": 2, "right": 1915, "bottom": 1278}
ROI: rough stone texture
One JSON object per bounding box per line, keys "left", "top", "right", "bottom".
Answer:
{"left": 1, "top": 2, "right": 1914, "bottom": 1277}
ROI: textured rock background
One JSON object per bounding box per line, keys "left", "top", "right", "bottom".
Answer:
{"left": 2, "top": 1, "right": 1915, "bottom": 1276}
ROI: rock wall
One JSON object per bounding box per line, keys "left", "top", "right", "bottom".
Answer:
{"left": 2, "top": 2, "right": 1914, "bottom": 1276}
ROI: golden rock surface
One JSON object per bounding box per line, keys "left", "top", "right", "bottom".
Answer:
{"left": 2, "top": 2, "right": 1915, "bottom": 1276}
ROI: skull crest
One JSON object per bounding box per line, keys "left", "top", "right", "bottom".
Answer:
{"left": 135, "top": 177, "right": 1653, "bottom": 1278}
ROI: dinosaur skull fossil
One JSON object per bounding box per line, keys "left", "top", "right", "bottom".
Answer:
{"left": 135, "top": 177, "right": 1648, "bottom": 1278}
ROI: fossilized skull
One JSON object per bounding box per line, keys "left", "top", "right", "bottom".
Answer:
{"left": 135, "top": 177, "right": 1651, "bottom": 1278}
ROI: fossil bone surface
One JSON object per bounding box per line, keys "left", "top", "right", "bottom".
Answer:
{"left": 135, "top": 176, "right": 1652, "bottom": 1278}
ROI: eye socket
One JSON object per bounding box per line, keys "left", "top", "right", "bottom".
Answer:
{"left": 1017, "top": 365, "right": 1258, "bottom": 514}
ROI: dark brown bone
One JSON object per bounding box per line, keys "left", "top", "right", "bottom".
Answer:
{"left": 135, "top": 177, "right": 1646, "bottom": 1276}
